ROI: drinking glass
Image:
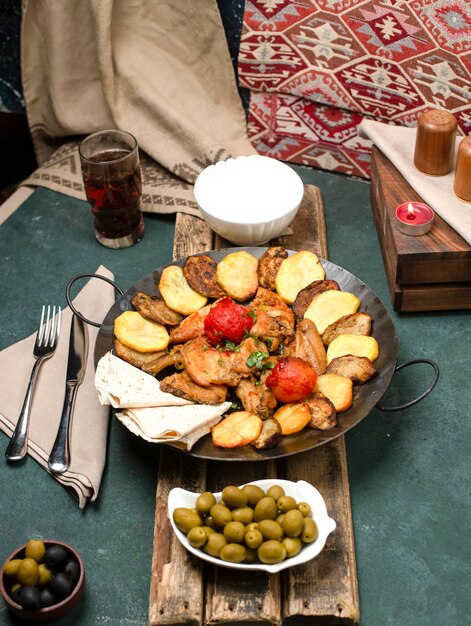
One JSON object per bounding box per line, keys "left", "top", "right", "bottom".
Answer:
{"left": 79, "top": 129, "right": 145, "bottom": 248}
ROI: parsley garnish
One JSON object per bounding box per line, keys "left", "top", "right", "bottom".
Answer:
{"left": 246, "top": 350, "right": 274, "bottom": 371}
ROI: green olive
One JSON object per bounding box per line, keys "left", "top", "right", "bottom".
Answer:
{"left": 204, "top": 533, "right": 227, "bottom": 558}
{"left": 202, "top": 526, "right": 216, "bottom": 537}
{"left": 223, "top": 521, "right": 246, "bottom": 543}
{"left": 282, "top": 537, "right": 302, "bottom": 558}
{"left": 210, "top": 503, "right": 232, "bottom": 527}
{"left": 173, "top": 508, "right": 203, "bottom": 534}
{"left": 187, "top": 527, "right": 208, "bottom": 548}
{"left": 221, "top": 486, "right": 248, "bottom": 508}
{"left": 231, "top": 506, "right": 254, "bottom": 525}
{"left": 281, "top": 509, "right": 304, "bottom": 538}
{"left": 242, "top": 484, "right": 265, "bottom": 507}
{"left": 254, "top": 496, "right": 278, "bottom": 522}
{"left": 276, "top": 513, "right": 285, "bottom": 525}
{"left": 277, "top": 495, "right": 297, "bottom": 513}
{"left": 195, "top": 492, "right": 216, "bottom": 515}
{"left": 37, "top": 563, "right": 54, "bottom": 588}
{"left": 220, "top": 543, "right": 247, "bottom": 563}
{"left": 3, "top": 559, "right": 22, "bottom": 578}
{"left": 203, "top": 515, "right": 217, "bottom": 529}
{"left": 266, "top": 485, "right": 285, "bottom": 501}
{"left": 244, "top": 547, "right": 257, "bottom": 563}
{"left": 257, "top": 540, "right": 287, "bottom": 564}
{"left": 297, "top": 501, "right": 312, "bottom": 517}
{"left": 301, "top": 518, "right": 318, "bottom": 544}
{"left": 25, "top": 540, "right": 46, "bottom": 563}
{"left": 17, "top": 558, "right": 39, "bottom": 587}
{"left": 245, "top": 522, "right": 259, "bottom": 532}
{"left": 244, "top": 528, "right": 263, "bottom": 549}
{"left": 258, "top": 520, "right": 284, "bottom": 542}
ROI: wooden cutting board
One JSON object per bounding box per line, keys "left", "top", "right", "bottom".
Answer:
{"left": 148, "top": 186, "right": 360, "bottom": 625}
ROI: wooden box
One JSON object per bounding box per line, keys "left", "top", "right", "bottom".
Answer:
{"left": 370, "top": 147, "right": 471, "bottom": 312}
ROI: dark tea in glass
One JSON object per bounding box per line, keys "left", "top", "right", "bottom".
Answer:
{"left": 79, "top": 130, "right": 145, "bottom": 248}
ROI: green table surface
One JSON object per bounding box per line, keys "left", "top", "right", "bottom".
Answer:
{"left": 1, "top": 168, "right": 470, "bottom": 626}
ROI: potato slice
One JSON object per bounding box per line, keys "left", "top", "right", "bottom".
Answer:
{"left": 159, "top": 265, "right": 208, "bottom": 315}
{"left": 273, "top": 401, "right": 311, "bottom": 435}
{"left": 216, "top": 251, "right": 258, "bottom": 301}
{"left": 211, "top": 411, "right": 263, "bottom": 448}
{"left": 326, "top": 334, "right": 379, "bottom": 364}
{"left": 275, "top": 251, "right": 325, "bottom": 304}
{"left": 292, "top": 279, "right": 340, "bottom": 320}
{"left": 304, "top": 290, "right": 360, "bottom": 334}
{"left": 314, "top": 374, "right": 353, "bottom": 413}
{"left": 114, "top": 311, "right": 170, "bottom": 352}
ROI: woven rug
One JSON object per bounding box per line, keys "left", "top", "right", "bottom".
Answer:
{"left": 238, "top": 0, "right": 471, "bottom": 179}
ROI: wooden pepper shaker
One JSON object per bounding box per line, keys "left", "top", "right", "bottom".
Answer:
{"left": 453, "top": 136, "right": 471, "bottom": 202}
{"left": 414, "top": 109, "right": 457, "bottom": 176}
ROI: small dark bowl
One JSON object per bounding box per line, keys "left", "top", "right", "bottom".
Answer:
{"left": 0, "top": 540, "right": 85, "bottom": 622}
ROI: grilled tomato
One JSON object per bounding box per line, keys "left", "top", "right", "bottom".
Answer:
{"left": 204, "top": 297, "right": 254, "bottom": 346}
{"left": 266, "top": 356, "right": 317, "bottom": 403}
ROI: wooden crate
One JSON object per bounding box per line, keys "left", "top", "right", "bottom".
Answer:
{"left": 148, "top": 186, "right": 360, "bottom": 625}
{"left": 370, "top": 147, "right": 471, "bottom": 312}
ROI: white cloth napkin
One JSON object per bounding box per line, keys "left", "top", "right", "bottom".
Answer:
{"left": 95, "top": 352, "right": 231, "bottom": 450}
{"left": 359, "top": 119, "right": 471, "bottom": 246}
{"left": 0, "top": 266, "right": 115, "bottom": 508}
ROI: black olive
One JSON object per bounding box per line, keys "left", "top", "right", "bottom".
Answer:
{"left": 18, "top": 585, "right": 41, "bottom": 611}
{"left": 63, "top": 559, "right": 80, "bottom": 583}
{"left": 44, "top": 545, "right": 69, "bottom": 572}
{"left": 50, "top": 573, "right": 73, "bottom": 599}
{"left": 40, "top": 587, "right": 56, "bottom": 608}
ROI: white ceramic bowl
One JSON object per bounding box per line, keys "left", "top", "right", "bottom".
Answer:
{"left": 168, "top": 479, "right": 336, "bottom": 573}
{"left": 193, "top": 155, "right": 304, "bottom": 246}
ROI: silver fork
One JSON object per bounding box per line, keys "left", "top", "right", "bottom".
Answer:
{"left": 5, "top": 305, "right": 61, "bottom": 462}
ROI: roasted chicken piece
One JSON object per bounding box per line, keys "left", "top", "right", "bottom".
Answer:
{"left": 294, "top": 318, "right": 327, "bottom": 375}
{"left": 131, "top": 292, "right": 184, "bottom": 326}
{"left": 247, "top": 287, "right": 295, "bottom": 348}
{"left": 326, "top": 355, "right": 376, "bottom": 385}
{"left": 321, "top": 312, "right": 373, "bottom": 346}
{"left": 257, "top": 246, "right": 288, "bottom": 290}
{"left": 169, "top": 301, "right": 219, "bottom": 344}
{"left": 305, "top": 392, "right": 337, "bottom": 430}
{"left": 180, "top": 337, "right": 243, "bottom": 387}
{"left": 160, "top": 370, "right": 228, "bottom": 405}
{"left": 252, "top": 418, "right": 282, "bottom": 449}
{"left": 113, "top": 339, "right": 168, "bottom": 372}
{"left": 235, "top": 376, "right": 277, "bottom": 419}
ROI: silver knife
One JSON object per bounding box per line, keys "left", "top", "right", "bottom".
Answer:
{"left": 48, "top": 314, "right": 89, "bottom": 474}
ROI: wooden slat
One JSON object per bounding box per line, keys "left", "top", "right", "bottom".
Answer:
{"left": 149, "top": 186, "right": 359, "bottom": 625}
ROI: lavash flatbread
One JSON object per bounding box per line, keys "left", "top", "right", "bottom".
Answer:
{"left": 95, "top": 352, "right": 191, "bottom": 408}
{"left": 116, "top": 403, "right": 231, "bottom": 450}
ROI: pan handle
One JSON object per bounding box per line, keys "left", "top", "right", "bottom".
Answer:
{"left": 66, "top": 273, "right": 125, "bottom": 328}
{"left": 376, "top": 358, "right": 439, "bottom": 412}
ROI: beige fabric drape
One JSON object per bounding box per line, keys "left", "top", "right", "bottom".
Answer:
{"left": 20, "top": 0, "right": 256, "bottom": 213}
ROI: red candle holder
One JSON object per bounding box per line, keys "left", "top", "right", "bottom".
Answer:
{"left": 395, "top": 202, "right": 434, "bottom": 236}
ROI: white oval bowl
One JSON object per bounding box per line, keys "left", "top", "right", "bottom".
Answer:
{"left": 168, "top": 479, "right": 336, "bottom": 573}
{"left": 193, "top": 155, "right": 304, "bottom": 246}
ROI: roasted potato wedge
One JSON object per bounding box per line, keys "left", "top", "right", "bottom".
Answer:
{"left": 183, "top": 254, "right": 226, "bottom": 298}
{"left": 131, "top": 292, "right": 184, "bottom": 326}
{"left": 159, "top": 265, "right": 208, "bottom": 315}
{"left": 322, "top": 312, "right": 373, "bottom": 345}
{"left": 252, "top": 417, "right": 282, "bottom": 450}
{"left": 273, "top": 401, "right": 311, "bottom": 435}
{"left": 326, "top": 334, "right": 379, "bottom": 364}
{"left": 257, "top": 246, "right": 288, "bottom": 290}
{"left": 305, "top": 392, "right": 337, "bottom": 430}
{"left": 216, "top": 251, "right": 259, "bottom": 301}
{"left": 292, "top": 279, "right": 340, "bottom": 320}
{"left": 314, "top": 374, "right": 353, "bottom": 413}
{"left": 303, "top": 290, "right": 360, "bottom": 334}
{"left": 275, "top": 251, "right": 325, "bottom": 304}
{"left": 211, "top": 411, "right": 263, "bottom": 448}
{"left": 326, "top": 355, "right": 377, "bottom": 385}
{"left": 114, "top": 311, "right": 170, "bottom": 352}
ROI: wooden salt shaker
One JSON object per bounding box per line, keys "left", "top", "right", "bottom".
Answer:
{"left": 414, "top": 109, "right": 457, "bottom": 175}
{"left": 453, "top": 136, "right": 471, "bottom": 203}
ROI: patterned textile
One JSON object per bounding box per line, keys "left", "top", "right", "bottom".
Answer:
{"left": 238, "top": 0, "right": 471, "bottom": 178}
